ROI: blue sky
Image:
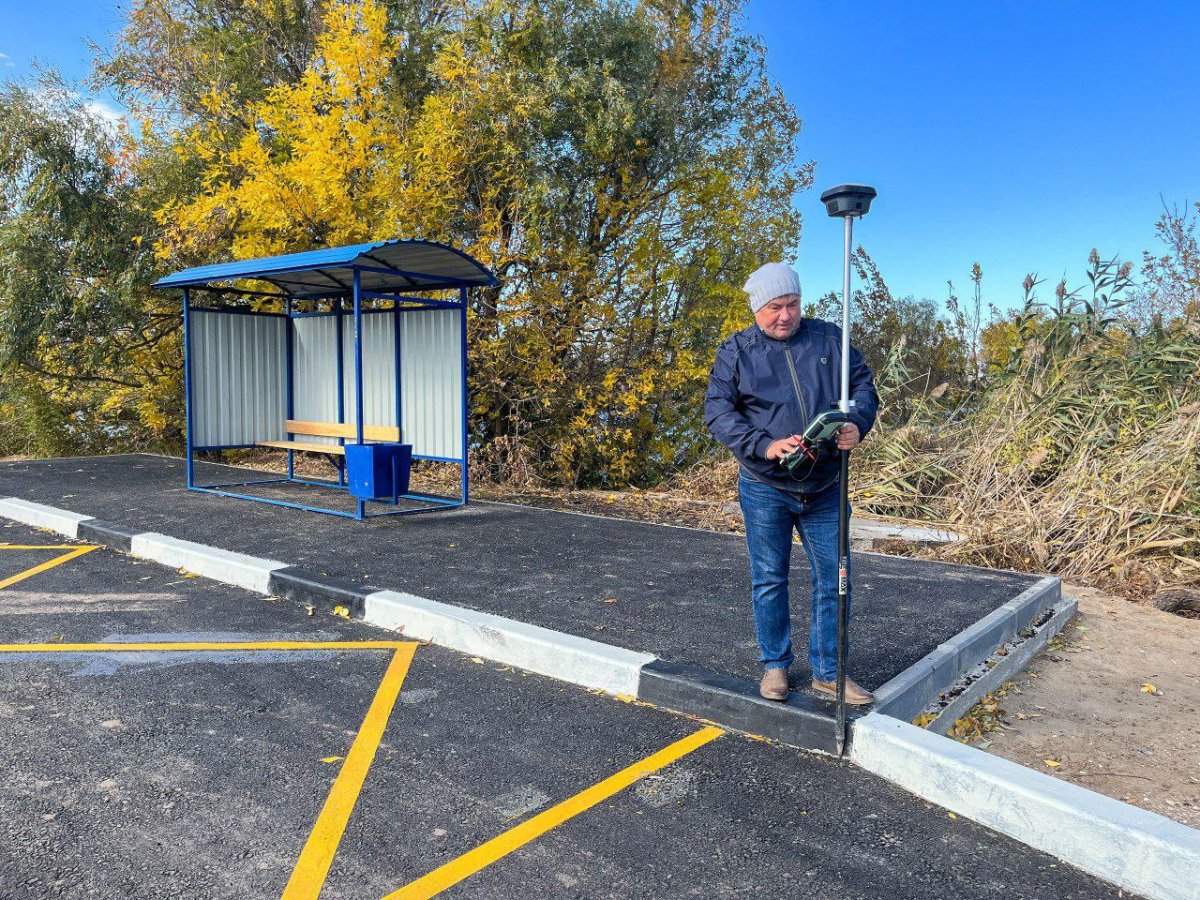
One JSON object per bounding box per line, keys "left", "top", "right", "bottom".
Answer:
{"left": 2, "top": 0, "right": 1197, "bottom": 314}
{"left": 744, "top": 1, "right": 1200, "bottom": 311}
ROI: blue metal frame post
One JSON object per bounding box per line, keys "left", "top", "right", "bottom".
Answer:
{"left": 285, "top": 296, "right": 295, "bottom": 480}
{"left": 393, "top": 298, "right": 403, "bottom": 441}
{"left": 334, "top": 296, "right": 346, "bottom": 486}
{"left": 353, "top": 269, "right": 366, "bottom": 519}
{"left": 459, "top": 286, "right": 469, "bottom": 505}
{"left": 183, "top": 288, "right": 195, "bottom": 488}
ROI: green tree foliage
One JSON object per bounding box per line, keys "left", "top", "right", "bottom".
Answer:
{"left": 0, "top": 76, "right": 178, "bottom": 455}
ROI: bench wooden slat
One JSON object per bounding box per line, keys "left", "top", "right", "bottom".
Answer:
{"left": 285, "top": 420, "right": 401, "bottom": 442}
{"left": 258, "top": 440, "right": 346, "bottom": 455}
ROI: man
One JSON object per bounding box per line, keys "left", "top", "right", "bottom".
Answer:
{"left": 705, "top": 261, "right": 880, "bottom": 703}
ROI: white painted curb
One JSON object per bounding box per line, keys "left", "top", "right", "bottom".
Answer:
{"left": 0, "top": 497, "right": 94, "bottom": 539}
{"left": 129, "top": 533, "right": 287, "bottom": 595}
{"left": 852, "top": 712, "right": 1200, "bottom": 900}
{"left": 364, "top": 589, "right": 655, "bottom": 696}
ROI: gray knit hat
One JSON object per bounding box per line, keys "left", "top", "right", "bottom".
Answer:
{"left": 743, "top": 262, "right": 801, "bottom": 313}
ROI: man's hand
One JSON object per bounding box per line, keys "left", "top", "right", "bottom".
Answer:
{"left": 835, "top": 422, "right": 861, "bottom": 450}
{"left": 765, "top": 436, "right": 803, "bottom": 460}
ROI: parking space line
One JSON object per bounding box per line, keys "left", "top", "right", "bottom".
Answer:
{"left": 381, "top": 725, "right": 725, "bottom": 900}
{"left": 283, "top": 643, "right": 417, "bottom": 900}
{"left": 0, "top": 544, "right": 98, "bottom": 590}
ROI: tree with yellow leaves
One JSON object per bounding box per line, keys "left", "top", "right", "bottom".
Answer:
{"left": 134, "top": 0, "right": 807, "bottom": 485}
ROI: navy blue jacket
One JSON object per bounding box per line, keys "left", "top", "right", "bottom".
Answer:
{"left": 705, "top": 319, "right": 880, "bottom": 496}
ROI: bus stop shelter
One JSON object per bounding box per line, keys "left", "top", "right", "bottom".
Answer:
{"left": 154, "top": 239, "right": 497, "bottom": 519}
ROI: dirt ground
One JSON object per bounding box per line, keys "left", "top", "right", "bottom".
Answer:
{"left": 961, "top": 584, "right": 1200, "bottom": 828}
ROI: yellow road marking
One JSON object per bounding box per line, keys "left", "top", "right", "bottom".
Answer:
{"left": 0, "top": 545, "right": 98, "bottom": 590}
{"left": 0, "top": 640, "right": 412, "bottom": 653}
{"left": 283, "top": 643, "right": 417, "bottom": 900}
{"left": 381, "top": 725, "right": 724, "bottom": 900}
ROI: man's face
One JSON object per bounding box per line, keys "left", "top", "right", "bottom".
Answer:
{"left": 754, "top": 293, "right": 801, "bottom": 340}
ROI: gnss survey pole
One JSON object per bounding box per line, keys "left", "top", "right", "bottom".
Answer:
{"left": 819, "top": 184, "right": 877, "bottom": 756}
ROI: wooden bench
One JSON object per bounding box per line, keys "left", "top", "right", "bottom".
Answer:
{"left": 258, "top": 420, "right": 401, "bottom": 456}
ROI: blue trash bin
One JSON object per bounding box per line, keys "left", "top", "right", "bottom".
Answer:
{"left": 345, "top": 442, "right": 412, "bottom": 502}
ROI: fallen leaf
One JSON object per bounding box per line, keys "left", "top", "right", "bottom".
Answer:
{"left": 1140, "top": 682, "right": 1156, "bottom": 694}
{"left": 1043, "top": 759, "right": 1061, "bottom": 768}
{"left": 332, "top": 606, "right": 350, "bottom": 618}
{"left": 321, "top": 756, "right": 344, "bottom": 764}
{"left": 469, "top": 657, "right": 484, "bottom": 664}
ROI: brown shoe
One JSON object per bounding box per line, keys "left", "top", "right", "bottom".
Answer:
{"left": 759, "top": 668, "right": 790, "bottom": 701}
{"left": 811, "top": 677, "right": 874, "bottom": 705}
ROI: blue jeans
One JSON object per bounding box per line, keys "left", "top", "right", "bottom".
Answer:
{"left": 737, "top": 470, "right": 850, "bottom": 681}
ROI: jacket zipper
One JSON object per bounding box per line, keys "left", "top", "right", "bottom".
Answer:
{"left": 783, "top": 341, "right": 809, "bottom": 428}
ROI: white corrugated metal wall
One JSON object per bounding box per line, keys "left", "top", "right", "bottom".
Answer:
{"left": 397, "top": 309, "right": 463, "bottom": 460}
{"left": 289, "top": 308, "right": 463, "bottom": 459}
{"left": 190, "top": 310, "right": 287, "bottom": 447}
{"left": 291, "top": 315, "right": 340, "bottom": 447}
{"left": 339, "top": 311, "right": 398, "bottom": 438}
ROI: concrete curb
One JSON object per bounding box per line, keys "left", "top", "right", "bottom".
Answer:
{"left": 129, "top": 532, "right": 286, "bottom": 595}
{"left": 0, "top": 496, "right": 649, "bottom": 697}
{"left": 269, "top": 567, "right": 379, "bottom": 618}
{"left": 77, "top": 518, "right": 143, "bottom": 553}
{"left": 364, "top": 589, "right": 653, "bottom": 696}
{"left": 637, "top": 659, "right": 864, "bottom": 755}
{"left": 923, "top": 597, "right": 1078, "bottom": 734}
{"left": 851, "top": 713, "right": 1200, "bottom": 900}
{"left": 870, "top": 575, "right": 1062, "bottom": 722}
{"left": 0, "top": 497, "right": 93, "bottom": 539}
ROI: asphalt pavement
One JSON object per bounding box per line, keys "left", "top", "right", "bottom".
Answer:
{"left": 0, "top": 519, "right": 1128, "bottom": 899}
{"left": 0, "top": 454, "right": 1040, "bottom": 690}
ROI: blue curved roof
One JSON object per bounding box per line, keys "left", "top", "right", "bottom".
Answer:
{"left": 154, "top": 238, "right": 498, "bottom": 296}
